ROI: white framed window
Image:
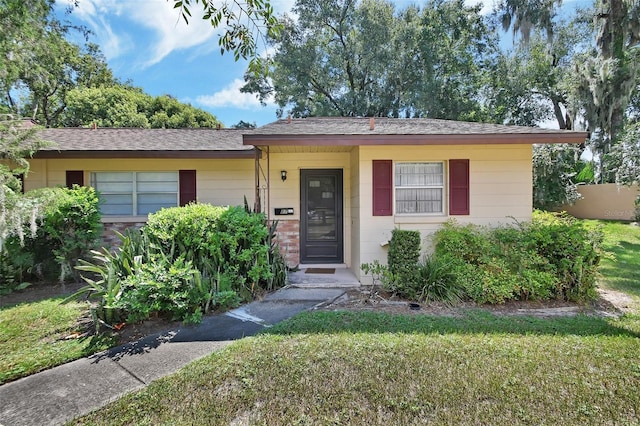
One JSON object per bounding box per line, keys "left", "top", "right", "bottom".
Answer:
{"left": 91, "top": 171, "right": 179, "bottom": 215}
{"left": 395, "top": 162, "right": 444, "bottom": 214}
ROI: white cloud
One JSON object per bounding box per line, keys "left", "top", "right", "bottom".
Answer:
{"left": 125, "top": 0, "right": 217, "bottom": 67}
{"left": 59, "top": 0, "right": 127, "bottom": 59}
{"left": 196, "top": 78, "right": 273, "bottom": 109}
{"left": 67, "top": 0, "right": 217, "bottom": 67}
{"left": 463, "top": 0, "right": 495, "bottom": 15}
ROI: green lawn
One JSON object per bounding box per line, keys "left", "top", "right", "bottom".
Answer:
{"left": 3, "top": 220, "right": 639, "bottom": 424}
{"left": 590, "top": 220, "right": 640, "bottom": 308}
{"left": 0, "top": 298, "right": 116, "bottom": 384}
{"left": 70, "top": 312, "right": 640, "bottom": 425}
{"left": 69, "top": 221, "right": 640, "bottom": 426}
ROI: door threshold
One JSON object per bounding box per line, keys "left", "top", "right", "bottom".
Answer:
{"left": 298, "top": 263, "right": 347, "bottom": 269}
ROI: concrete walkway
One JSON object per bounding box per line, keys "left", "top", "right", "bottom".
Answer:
{"left": 0, "top": 287, "right": 348, "bottom": 426}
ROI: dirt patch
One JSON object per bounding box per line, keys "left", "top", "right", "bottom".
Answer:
{"left": 597, "top": 288, "right": 636, "bottom": 313}
{"left": 2, "top": 283, "right": 630, "bottom": 347}
{"left": 314, "top": 286, "right": 626, "bottom": 318}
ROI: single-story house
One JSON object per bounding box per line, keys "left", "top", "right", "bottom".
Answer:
{"left": 28, "top": 117, "right": 587, "bottom": 283}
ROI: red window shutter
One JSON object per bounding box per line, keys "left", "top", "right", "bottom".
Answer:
{"left": 449, "top": 159, "right": 469, "bottom": 215}
{"left": 179, "top": 170, "right": 197, "bottom": 206}
{"left": 65, "top": 171, "right": 84, "bottom": 188}
{"left": 372, "top": 160, "right": 393, "bottom": 216}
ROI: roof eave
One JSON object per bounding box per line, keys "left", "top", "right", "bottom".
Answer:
{"left": 33, "top": 149, "right": 258, "bottom": 159}
{"left": 243, "top": 132, "right": 588, "bottom": 146}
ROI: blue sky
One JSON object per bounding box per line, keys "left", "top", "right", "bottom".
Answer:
{"left": 53, "top": 0, "right": 584, "bottom": 128}
{"left": 54, "top": 0, "right": 498, "bottom": 127}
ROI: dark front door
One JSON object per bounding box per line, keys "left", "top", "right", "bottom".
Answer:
{"left": 300, "top": 169, "right": 343, "bottom": 263}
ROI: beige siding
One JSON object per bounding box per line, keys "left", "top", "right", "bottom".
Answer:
{"left": 26, "top": 158, "right": 255, "bottom": 208}
{"left": 350, "top": 147, "right": 361, "bottom": 275}
{"left": 24, "top": 144, "right": 534, "bottom": 283}
{"left": 560, "top": 183, "right": 640, "bottom": 220}
{"left": 356, "top": 144, "right": 533, "bottom": 282}
{"left": 265, "top": 152, "right": 352, "bottom": 267}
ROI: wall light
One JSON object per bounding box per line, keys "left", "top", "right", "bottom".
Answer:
{"left": 281, "top": 170, "right": 287, "bottom": 181}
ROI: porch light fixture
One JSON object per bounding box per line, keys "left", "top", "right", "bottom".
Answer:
{"left": 281, "top": 170, "right": 287, "bottom": 181}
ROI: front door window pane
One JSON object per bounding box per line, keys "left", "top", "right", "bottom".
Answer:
{"left": 307, "top": 176, "right": 337, "bottom": 241}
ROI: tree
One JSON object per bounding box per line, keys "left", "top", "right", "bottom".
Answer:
{"left": 243, "top": 0, "right": 498, "bottom": 120}
{"left": 24, "top": 39, "right": 116, "bottom": 127}
{"left": 0, "top": 0, "right": 118, "bottom": 126}
{"left": 532, "top": 143, "right": 583, "bottom": 210}
{"left": 499, "top": 0, "right": 640, "bottom": 182}
{"left": 485, "top": 16, "right": 592, "bottom": 129}
{"left": 148, "top": 95, "right": 221, "bottom": 128}
{"left": 0, "top": 119, "right": 49, "bottom": 250}
{"left": 170, "top": 0, "right": 282, "bottom": 77}
{"left": 1, "top": 0, "right": 50, "bottom": 111}
{"left": 61, "top": 86, "right": 222, "bottom": 128}
{"left": 611, "top": 122, "right": 640, "bottom": 186}
{"left": 231, "top": 120, "right": 257, "bottom": 129}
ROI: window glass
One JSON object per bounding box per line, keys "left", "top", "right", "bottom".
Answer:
{"left": 91, "top": 171, "right": 178, "bottom": 215}
{"left": 395, "top": 162, "right": 444, "bottom": 214}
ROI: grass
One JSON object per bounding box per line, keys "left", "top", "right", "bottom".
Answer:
{"left": 5, "top": 220, "right": 640, "bottom": 424}
{"left": 70, "top": 311, "right": 640, "bottom": 425}
{"left": 589, "top": 220, "right": 640, "bottom": 308}
{"left": 0, "top": 298, "right": 116, "bottom": 384}
{"left": 67, "top": 220, "right": 640, "bottom": 425}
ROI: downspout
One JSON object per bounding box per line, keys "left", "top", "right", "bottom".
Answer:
{"left": 254, "top": 148, "right": 261, "bottom": 213}
{"left": 266, "top": 146, "right": 271, "bottom": 223}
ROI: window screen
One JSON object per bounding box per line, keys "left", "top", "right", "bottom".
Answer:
{"left": 395, "top": 162, "right": 444, "bottom": 214}
{"left": 91, "top": 171, "right": 178, "bottom": 215}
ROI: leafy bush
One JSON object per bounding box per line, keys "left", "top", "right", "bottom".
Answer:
{"left": 212, "top": 206, "right": 275, "bottom": 300}
{"left": 69, "top": 245, "right": 129, "bottom": 327}
{"left": 414, "top": 255, "right": 464, "bottom": 304}
{"left": 39, "top": 185, "right": 103, "bottom": 281}
{"left": 70, "top": 203, "right": 286, "bottom": 326}
{"left": 0, "top": 186, "right": 102, "bottom": 290}
{"left": 388, "top": 229, "right": 421, "bottom": 275}
{"left": 144, "top": 203, "right": 226, "bottom": 262}
{"left": 385, "top": 229, "right": 421, "bottom": 296}
{"left": 634, "top": 196, "right": 640, "bottom": 222}
{"left": 116, "top": 256, "right": 212, "bottom": 324}
{"left": 433, "top": 213, "right": 602, "bottom": 304}
{"left": 525, "top": 211, "right": 602, "bottom": 301}
{"left": 0, "top": 249, "right": 32, "bottom": 295}
{"left": 362, "top": 230, "right": 463, "bottom": 303}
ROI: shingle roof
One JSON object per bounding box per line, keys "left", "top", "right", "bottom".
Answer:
{"left": 252, "top": 117, "right": 582, "bottom": 135}
{"left": 35, "top": 128, "right": 256, "bottom": 158}
{"left": 32, "top": 117, "right": 588, "bottom": 159}
{"left": 244, "top": 117, "right": 588, "bottom": 146}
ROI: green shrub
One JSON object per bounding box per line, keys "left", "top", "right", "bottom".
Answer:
{"left": 70, "top": 203, "right": 286, "bottom": 326}
{"left": 388, "top": 229, "right": 421, "bottom": 275}
{"left": 212, "top": 206, "right": 273, "bottom": 300}
{"left": 433, "top": 214, "right": 602, "bottom": 304}
{"left": 1, "top": 186, "right": 102, "bottom": 288}
{"left": 145, "top": 203, "right": 227, "bottom": 262}
{"left": 414, "top": 255, "right": 464, "bottom": 304}
{"left": 116, "top": 256, "right": 208, "bottom": 324}
{"left": 434, "top": 222, "right": 560, "bottom": 304}
{"left": 39, "top": 185, "right": 103, "bottom": 282}
{"left": 634, "top": 195, "right": 640, "bottom": 222}
{"left": 526, "top": 211, "right": 602, "bottom": 301}
{"left": 362, "top": 233, "right": 463, "bottom": 304}
{"left": 385, "top": 229, "right": 421, "bottom": 296}
{"left": 0, "top": 249, "right": 32, "bottom": 295}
